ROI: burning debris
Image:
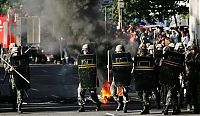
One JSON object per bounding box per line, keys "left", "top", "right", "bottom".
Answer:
{"left": 100, "top": 81, "right": 123, "bottom": 104}
{"left": 100, "top": 81, "right": 112, "bottom": 104}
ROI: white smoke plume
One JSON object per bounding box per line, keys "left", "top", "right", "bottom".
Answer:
{"left": 20, "top": 0, "right": 137, "bottom": 57}
{"left": 21, "top": 0, "right": 104, "bottom": 53}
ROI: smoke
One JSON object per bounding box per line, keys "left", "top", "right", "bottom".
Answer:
{"left": 20, "top": 0, "right": 104, "bottom": 53}
{"left": 17, "top": 0, "right": 138, "bottom": 91}
{"left": 20, "top": 0, "right": 137, "bottom": 59}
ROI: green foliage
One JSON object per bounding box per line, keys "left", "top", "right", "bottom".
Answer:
{"left": 104, "top": 0, "right": 189, "bottom": 26}
{"left": 0, "top": 0, "right": 10, "bottom": 15}
{"left": 0, "top": 0, "right": 23, "bottom": 15}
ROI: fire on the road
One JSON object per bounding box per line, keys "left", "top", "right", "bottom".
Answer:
{"left": 100, "top": 81, "right": 123, "bottom": 104}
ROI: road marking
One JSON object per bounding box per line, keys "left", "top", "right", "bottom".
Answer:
{"left": 105, "top": 112, "right": 115, "bottom": 116}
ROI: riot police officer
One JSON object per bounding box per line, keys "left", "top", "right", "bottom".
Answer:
{"left": 110, "top": 44, "right": 132, "bottom": 113}
{"left": 136, "top": 45, "right": 151, "bottom": 114}
{"left": 161, "top": 43, "right": 182, "bottom": 115}
{"left": 3, "top": 43, "right": 30, "bottom": 113}
{"left": 135, "top": 45, "right": 161, "bottom": 114}
{"left": 147, "top": 45, "right": 161, "bottom": 109}
{"left": 175, "top": 43, "right": 186, "bottom": 108}
{"left": 77, "top": 44, "right": 101, "bottom": 112}
{"left": 185, "top": 44, "right": 200, "bottom": 114}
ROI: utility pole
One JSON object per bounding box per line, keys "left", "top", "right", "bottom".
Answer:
{"left": 105, "top": 6, "right": 107, "bottom": 39}
{"left": 118, "top": 0, "right": 124, "bottom": 30}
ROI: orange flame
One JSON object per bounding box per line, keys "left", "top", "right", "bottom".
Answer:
{"left": 100, "top": 81, "right": 123, "bottom": 104}
{"left": 100, "top": 81, "right": 112, "bottom": 104}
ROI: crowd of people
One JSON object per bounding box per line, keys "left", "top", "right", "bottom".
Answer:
{"left": 110, "top": 24, "right": 200, "bottom": 115}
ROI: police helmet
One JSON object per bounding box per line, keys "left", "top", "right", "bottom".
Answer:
{"left": 148, "top": 45, "right": 154, "bottom": 51}
{"left": 156, "top": 44, "right": 162, "bottom": 50}
{"left": 178, "top": 43, "right": 184, "bottom": 49}
{"left": 115, "top": 44, "right": 125, "bottom": 52}
{"left": 168, "top": 43, "right": 175, "bottom": 48}
{"left": 146, "top": 43, "right": 151, "bottom": 48}
{"left": 11, "top": 47, "right": 19, "bottom": 54}
{"left": 82, "top": 44, "right": 89, "bottom": 51}
{"left": 139, "top": 43, "right": 146, "bottom": 49}
{"left": 175, "top": 42, "right": 183, "bottom": 50}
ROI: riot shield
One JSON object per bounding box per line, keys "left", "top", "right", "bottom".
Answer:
{"left": 11, "top": 54, "right": 30, "bottom": 89}
{"left": 133, "top": 56, "right": 156, "bottom": 91}
{"left": 78, "top": 54, "right": 97, "bottom": 89}
{"left": 112, "top": 52, "right": 132, "bottom": 87}
{"left": 159, "top": 51, "right": 185, "bottom": 86}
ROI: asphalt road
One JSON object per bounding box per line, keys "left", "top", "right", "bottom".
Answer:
{"left": 0, "top": 101, "right": 198, "bottom": 116}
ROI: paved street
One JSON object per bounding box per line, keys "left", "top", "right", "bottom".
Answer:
{"left": 0, "top": 102, "right": 198, "bottom": 116}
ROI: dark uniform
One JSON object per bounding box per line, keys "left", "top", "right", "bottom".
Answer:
{"left": 160, "top": 43, "right": 183, "bottom": 115}
{"left": 110, "top": 45, "right": 132, "bottom": 113}
{"left": 153, "top": 45, "right": 163, "bottom": 109}
{"left": 185, "top": 44, "right": 200, "bottom": 114}
{"left": 77, "top": 44, "right": 101, "bottom": 112}
{"left": 175, "top": 43, "right": 186, "bottom": 108}
{"left": 4, "top": 45, "right": 30, "bottom": 113}
{"left": 134, "top": 45, "right": 158, "bottom": 114}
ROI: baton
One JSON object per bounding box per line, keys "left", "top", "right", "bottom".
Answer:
{"left": 0, "top": 57, "right": 30, "bottom": 84}
{"left": 24, "top": 47, "right": 31, "bottom": 54}
{"left": 24, "top": 44, "right": 35, "bottom": 54}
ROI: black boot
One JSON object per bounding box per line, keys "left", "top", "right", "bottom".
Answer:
{"left": 193, "top": 109, "right": 199, "bottom": 114}
{"left": 12, "top": 103, "right": 17, "bottom": 112}
{"left": 78, "top": 105, "right": 85, "bottom": 112}
{"left": 140, "top": 105, "right": 150, "bottom": 115}
{"left": 95, "top": 103, "right": 101, "bottom": 111}
{"left": 193, "top": 105, "right": 199, "bottom": 114}
{"left": 116, "top": 102, "right": 123, "bottom": 111}
{"left": 123, "top": 103, "right": 127, "bottom": 113}
{"left": 162, "top": 105, "right": 169, "bottom": 115}
{"left": 17, "top": 103, "right": 22, "bottom": 113}
{"left": 176, "top": 106, "right": 181, "bottom": 114}
{"left": 172, "top": 105, "right": 181, "bottom": 115}
{"left": 156, "top": 100, "right": 161, "bottom": 109}
{"left": 186, "top": 104, "right": 192, "bottom": 111}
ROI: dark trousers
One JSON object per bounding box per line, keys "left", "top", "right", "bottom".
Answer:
{"left": 110, "top": 81, "right": 129, "bottom": 104}
{"left": 138, "top": 91, "right": 150, "bottom": 106}
{"left": 77, "top": 83, "right": 100, "bottom": 106}
{"left": 186, "top": 79, "right": 199, "bottom": 111}
{"left": 9, "top": 79, "right": 24, "bottom": 111}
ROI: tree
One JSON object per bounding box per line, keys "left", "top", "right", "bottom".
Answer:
{"left": 0, "top": 0, "right": 23, "bottom": 15}
{"left": 105, "top": 0, "right": 189, "bottom": 27}
{"left": 0, "top": 0, "right": 10, "bottom": 15}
